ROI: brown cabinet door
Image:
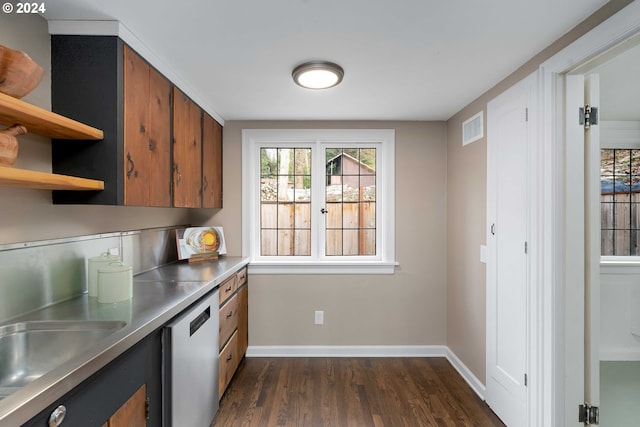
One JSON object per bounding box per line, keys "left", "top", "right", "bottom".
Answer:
{"left": 237, "top": 283, "right": 248, "bottom": 358}
{"left": 147, "top": 66, "right": 171, "bottom": 207}
{"left": 202, "top": 112, "right": 223, "bottom": 208}
{"left": 172, "top": 87, "right": 202, "bottom": 208}
{"left": 219, "top": 331, "right": 239, "bottom": 398}
{"left": 108, "top": 384, "right": 147, "bottom": 427}
{"left": 123, "top": 46, "right": 149, "bottom": 206}
{"left": 123, "top": 46, "right": 171, "bottom": 207}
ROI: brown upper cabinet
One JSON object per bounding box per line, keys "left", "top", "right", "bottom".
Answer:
{"left": 50, "top": 35, "right": 222, "bottom": 208}
{"left": 202, "top": 112, "right": 223, "bottom": 208}
{"left": 172, "top": 87, "right": 202, "bottom": 208}
{"left": 123, "top": 46, "right": 171, "bottom": 207}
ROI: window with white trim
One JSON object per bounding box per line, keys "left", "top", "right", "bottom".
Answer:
{"left": 600, "top": 122, "right": 640, "bottom": 259}
{"left": 242, "top": 129, "right": 396, "bottom": 274}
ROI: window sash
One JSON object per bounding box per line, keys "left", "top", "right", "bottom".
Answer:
{"left": 242, "top": 129, "right": 396, "bottom": 272}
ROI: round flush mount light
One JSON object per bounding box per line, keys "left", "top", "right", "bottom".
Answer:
{"left": 292, "top": 61, "right": 344, "bottom": 89}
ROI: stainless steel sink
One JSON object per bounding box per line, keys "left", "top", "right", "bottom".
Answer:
{"left": 0, "top": 320, "right": 126, "bottom": 395}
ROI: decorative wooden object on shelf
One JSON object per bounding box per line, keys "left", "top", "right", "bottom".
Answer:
{"left": 0, "top": 92, "right": 103, "bottom": 140}
{"left": 0, "top": 166, "right": 105, "bottom": 190}
{"left": 0, "top": 124, "right": 26, "bottom": 166}
{"left": 0, "top": 45, "right": 44, "bottom": 99}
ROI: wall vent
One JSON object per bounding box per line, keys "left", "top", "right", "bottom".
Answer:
{"left": 462, "top": 111, "right": 484, "bottom": 146}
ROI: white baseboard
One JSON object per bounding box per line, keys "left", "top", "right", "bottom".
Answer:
{"left": 246, "top": 345, "right": 448, "bottom": 358}
{"left": 245, "top": 344, "right": 485, "bottom": 401}
{"left": 444, "top": 347, "right": 486, "bottom": 400}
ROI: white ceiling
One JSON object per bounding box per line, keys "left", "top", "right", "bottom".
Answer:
{"left": 43, "top": 0, "right": 610, "bottom": 122}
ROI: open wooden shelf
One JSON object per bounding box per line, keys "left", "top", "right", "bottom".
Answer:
{"left": 0, "top": 166, "right": 104, "bottom": 191}
{"left": 0, "top": 92, "right": 103, "bottom": 140}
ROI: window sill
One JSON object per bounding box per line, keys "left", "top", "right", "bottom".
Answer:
{"left": 247, "top": 261, "right": 399, "bottom": 275}
{"left": 601, "top": 257, "right": 640, "bottom": 274}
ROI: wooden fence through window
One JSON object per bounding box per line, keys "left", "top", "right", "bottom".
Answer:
{"left": 260, "top": 201, "right": 376, "bottom": 256}
{"left": 601, "top": 192, "right": 640, "bottom": 256}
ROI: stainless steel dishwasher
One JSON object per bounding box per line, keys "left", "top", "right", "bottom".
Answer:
{"left": 163, "top": 289, "right": 219, "bottom": 427}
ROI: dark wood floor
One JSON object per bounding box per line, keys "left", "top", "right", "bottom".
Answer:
{"left": 212, "top": 357, "right": 505, "bottom": 427}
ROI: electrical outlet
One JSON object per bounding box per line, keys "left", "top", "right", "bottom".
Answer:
{"left": 314, "top": 310, "right": 324, "bottom": 325}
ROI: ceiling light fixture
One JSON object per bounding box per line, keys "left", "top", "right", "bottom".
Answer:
{"left": 292, "top": 61, "right": 344, "bottom": 89}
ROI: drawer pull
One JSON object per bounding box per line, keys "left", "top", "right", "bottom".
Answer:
{"left": 226, "top": 353, "right": 233, "bottom": 362}
{"left": 126, "top": 152, "right": 135, "bottom": 179}
{"left": 225, "top": 286, "right": 232, "bottom": 292}
{"left": 226, "top": 311, "right": 233, "bottom": 319}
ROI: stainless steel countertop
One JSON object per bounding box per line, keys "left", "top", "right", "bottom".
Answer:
{"left": 0, "top": 256, "right": 249, "bottom": 426}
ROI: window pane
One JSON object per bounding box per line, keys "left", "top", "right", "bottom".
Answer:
{"left": 261, "top": 202, "right": 277, "bottom": 228}
{"left": 294, "top": 230, "right": 311, "bottom": 256}
{"left": 278, "top": 230, "right": 294, "bottom": 256}
{"left": 343, "top": 230, "right": 359, "bottom": 256}
{"left": 361, "top": 229, "right": 376, "bottom": 255}
{"left": 261, "top": 230, "right": 277, "bottom": 256}
{"left": 325, "top": 203, "right": 342, "bottom": 228}
{"left": 326, "top": 229, "right": 342, "bottom": 256}
{"left": 325, "top": 147, "right": 377, "bottom": 256}
{"left": 295, "top": 203, "right": 311, "bottom": 229}
{"left": 359, "top": 148, "right": 376, "bottom": 175}
{"left": 278, "top": 203, "right": 294, "bottom": 228}
{"left": 260, "top": 147, "right": 312, "bottom": 257}
{"left": 342, "top": 203, "right": 359, "bottom": 228}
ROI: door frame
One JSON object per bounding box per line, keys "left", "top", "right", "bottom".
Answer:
{"left": 537, "top": 2, "right": 640, "bottom": 425}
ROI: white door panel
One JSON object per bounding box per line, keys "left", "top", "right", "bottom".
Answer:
{"left": 564, "top": 73, "right": 601, "bottom": 426}
{"left": 564, "top": 73, "right": 587, "bottom": 427}
{"left": 487, "top": 74, "right": 533, "bottom": 427}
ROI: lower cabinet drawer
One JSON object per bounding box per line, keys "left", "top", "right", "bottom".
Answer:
{"left": 219, "top": 275, "right": 237, "bottom": 305}
{"left": 219, "top": 293, "right": 238, "bottom": 348}
{"left": 219, "top": 330, "right": 239, "bottom": 398}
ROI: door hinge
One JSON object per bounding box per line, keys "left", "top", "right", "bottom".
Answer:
{"left": 524, "top": 241, "right": 528, "bottom": 254}
{"left": 524, "top": 373, "right": 528, "bottom": 386}
{"left": 525, "top": 108, "right": 529, "bottom": 122}
{"left": 579, "top": 403, "right": 599, "bottom": 425}
{"left": 146, "top": 397, "right": 150, "bottom": 420}
{"left": 579, "top": 105, "right": 598, "bottom": 130}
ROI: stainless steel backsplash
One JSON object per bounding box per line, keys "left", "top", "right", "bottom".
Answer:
{"left": 0, "top": 226, "right": 182, "bottom": 323}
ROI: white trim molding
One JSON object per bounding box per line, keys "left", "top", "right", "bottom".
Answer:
{"left": 242, "top": 129, "right": 396, "bottom": 274}
{"left": 246, "top": 345, "right": 486, "bottom": 401}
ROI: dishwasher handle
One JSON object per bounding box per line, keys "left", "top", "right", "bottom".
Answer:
{"left": 189, "top": 306, "right": 211, "bottom": 336}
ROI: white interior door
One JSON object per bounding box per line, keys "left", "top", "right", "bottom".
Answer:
{"left": 584, "top": 74, "right": 601, "bottom": 413}
{"left": 564, "top": 72, "right": 601, "bottom": 426}
{"left": 486, "top": 74, "right": 533, "bottom": 427}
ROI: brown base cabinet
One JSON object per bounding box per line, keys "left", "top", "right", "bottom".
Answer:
{"left": 102, "top": 385, "right": 147, "bottom": 427}
{"left": 25, "top": 332, "right": 161, "bottom": 427}
{"left": 218, "top": 267, "right": 248, "bottom": 398}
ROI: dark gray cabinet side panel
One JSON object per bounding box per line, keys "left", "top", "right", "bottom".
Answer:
{"left": 51, "top": 35, "right": 124, "bottom": 205}
{"left": 23, "top": 330, "right": 162, "bottom": 427}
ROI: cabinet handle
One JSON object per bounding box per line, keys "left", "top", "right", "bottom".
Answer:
{"left": 126, "top": 153, "right": 135, "bottom": 179}
{"left": 175, "top": 164, "right": 182, "bottom": 186}
{"left": 226, "top": 353, "right": 233, "bottom": 362}
{"left": 225, "top": 286, "right": 232, "bottom": 292}
{"left": 226, "top": 311, "right": 233, "bottom": 319}
{"left": 203, "top": 176, "right": 208, "bottom": 191}
{"left": 48, "top": 405, "right": 66, "bottom": 427}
